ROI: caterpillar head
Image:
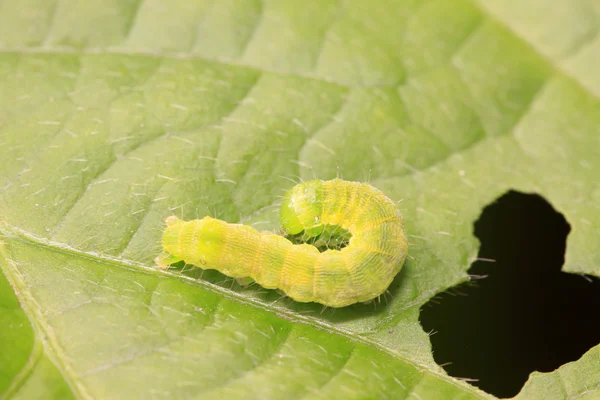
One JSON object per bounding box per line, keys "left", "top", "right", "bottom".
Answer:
{"left": 280, "top": 180, "right": 324, "bottom": 237}
{"left": 155, "top": 216, "right": 185, "bottom": 269}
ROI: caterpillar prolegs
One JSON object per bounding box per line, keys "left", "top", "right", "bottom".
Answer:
{"left": 156, "top": 179, "right": 408, "bottom": 307}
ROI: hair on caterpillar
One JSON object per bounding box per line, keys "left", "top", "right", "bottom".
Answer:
{"left": 156, "top": 179, "right": 408, "bottom": 308}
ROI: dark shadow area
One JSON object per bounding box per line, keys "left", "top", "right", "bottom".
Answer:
{"left": 419, "top": 191, "right": 600, "bottom": 398}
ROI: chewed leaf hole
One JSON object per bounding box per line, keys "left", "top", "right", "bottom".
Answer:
{"left": 286, "top": 225, "right": 352, "bottom": 252}
{"left": 419, "top": 191, "right": 600, "bottom": 398}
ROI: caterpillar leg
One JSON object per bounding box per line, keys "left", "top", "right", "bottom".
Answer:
{"left": 361, "top": 297, "right": 380, "bottom": 307}
{"left": 235, "top": 277, "right": 254, "bottom": 287}
{"left": 155, "top": 251, "right": 183, "bottom": 270}
{"left": 156, "top": 215, "right": 185, "bottom": 270}
{"left": 360, "top": 292, "right": 390, "bottom": 307}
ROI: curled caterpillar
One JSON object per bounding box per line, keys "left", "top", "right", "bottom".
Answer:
{"left": 156, "top": 179, "right": 408, "bottom": 307}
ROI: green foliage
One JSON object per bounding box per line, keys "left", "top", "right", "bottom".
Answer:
{"left": 1, "top": 0, "right": 599, "bottom": 399}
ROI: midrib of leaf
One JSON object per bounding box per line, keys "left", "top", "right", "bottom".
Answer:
{"left": 0, "top": 46, "right": 392, "bottom": 90}
{"left": 1, "top": 0, "right": 599, "bottom": 106}
{"left": 0, "top": 222, "right": 491, "bottom": 400}
{"left": 0, "top": 27, "right": 596, "bottom": 108}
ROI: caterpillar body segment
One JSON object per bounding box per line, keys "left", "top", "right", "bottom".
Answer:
{"left": 157, "top": 179, "right": 408, "bottom": 307}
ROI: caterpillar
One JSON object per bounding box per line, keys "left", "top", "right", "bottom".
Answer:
{"left": 156, "top": 179, "right": 408, "bottom": 307}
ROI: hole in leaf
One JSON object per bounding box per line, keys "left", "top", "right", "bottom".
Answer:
{"left": 419, "top": 191, "right": 600, "bottom": 398}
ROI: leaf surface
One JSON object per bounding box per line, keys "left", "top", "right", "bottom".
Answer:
{"left": 1, "top": 0, "right": 599, "bottom": 399}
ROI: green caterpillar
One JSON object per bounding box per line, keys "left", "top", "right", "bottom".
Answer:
{"left": 156, "top": 179, "right": 408, "bottom": 307}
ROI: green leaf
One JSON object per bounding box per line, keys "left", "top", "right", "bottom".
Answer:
{"left": 1, "top": 0, "right": 598, "bottom": 399}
